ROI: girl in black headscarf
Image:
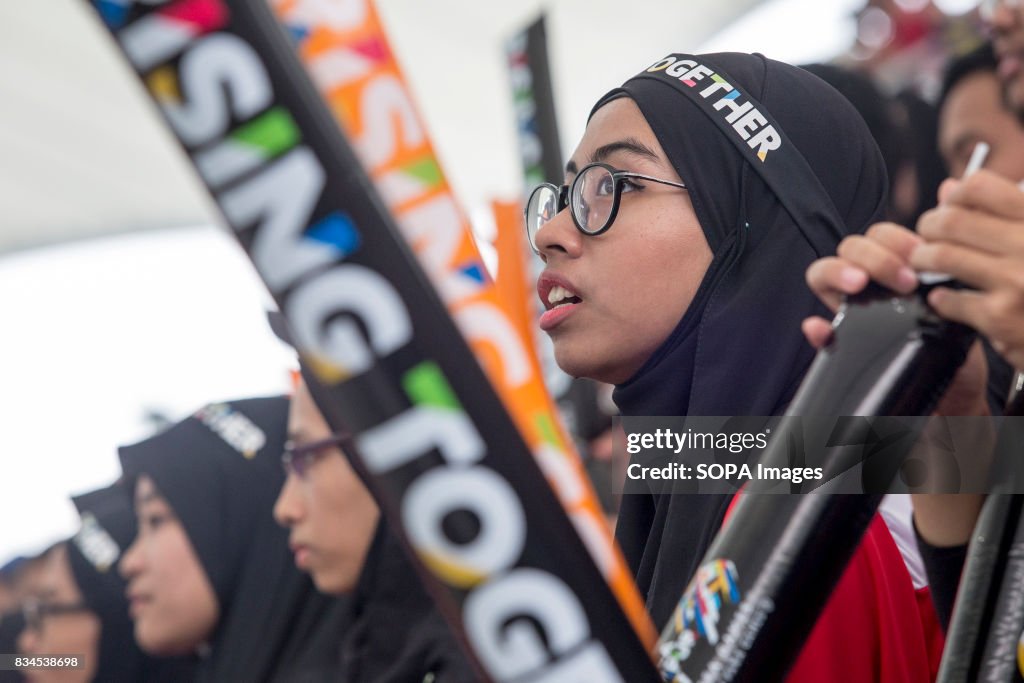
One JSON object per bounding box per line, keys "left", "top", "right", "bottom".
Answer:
{"left": 529, "top": 52, "right": 942, "bottom": 680}
{"left": 15, "top": 486, "right": 192, "bottom": 683}
{"left": 66, "top": 485, "right": 194, "bottom": 682}
{"left": 118, "top": 396, "right": 346, "bottom": 682}
{"left": 273, "top": 375, "right": 476, "bottom": 682}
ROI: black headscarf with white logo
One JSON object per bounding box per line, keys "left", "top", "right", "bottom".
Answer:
{"left": 594, "top": 53, "right": 889, "bottom": 628}
{"left": 68, "top": 484, "right": 196, "bottom": 682}
{"left": 119, "top": 396, "right": 346, "bottom": 682}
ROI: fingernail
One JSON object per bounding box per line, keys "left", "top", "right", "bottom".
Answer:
{"left": 896, "top": 267, "right": 918, "bottom": 292}
{"left": 840, "top": 267, "right": 867, "bottom": 290}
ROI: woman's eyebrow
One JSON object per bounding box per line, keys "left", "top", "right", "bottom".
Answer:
{"left": 565, "top": 138, "right": 661, "bottom": 177}
{"left": 590, "top": 138, "right": 660, "bottom": 165}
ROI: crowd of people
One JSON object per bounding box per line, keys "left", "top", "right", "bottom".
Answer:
{"left": 3, "top": 1, "right": 1024, "bottom": 681}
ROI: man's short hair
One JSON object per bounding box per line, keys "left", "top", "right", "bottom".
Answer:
{"left": 939, "top": 42, "right": 999, "bottom": 111}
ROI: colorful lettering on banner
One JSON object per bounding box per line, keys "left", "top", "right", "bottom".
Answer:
{"left": 84, "top": 0, "right": 662, "bottom": 679}
{"left": 659, "top": 559, "right": 742, "bottom": 682}
{"left": 269, "top": 0, "right": 654, "bottom": 647}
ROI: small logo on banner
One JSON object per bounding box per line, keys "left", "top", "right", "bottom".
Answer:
{"left": 659, "top": 558, "right": 742, "bottom": 682}
{"left": 646, "top": 56, "right": 781, "bottom": 163}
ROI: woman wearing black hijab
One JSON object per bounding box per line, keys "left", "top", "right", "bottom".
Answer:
{"left": 15, "top": 486, "right": 192, "bottom": 683}
{"left": 118, "top": 396, "right": 346, "bottom": 682}
{"left": 529, "top": 52, "right": 942, "bottom": 680}
{"left": 274, "top": 376, "right": 475, "bottom": 682}
{"left": 66, "top": 485, "right": 194, "bottom": 682}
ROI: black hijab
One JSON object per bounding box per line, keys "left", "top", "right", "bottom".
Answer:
{"left": 67, "top": 485, "right": 195, "bottom": 682}
{"left": 119, "top": 396, "right": 346, "bottom": 682}
{"left": 599, "top": 53, "right": 889, "bottom": 628}
{"left": 338, "top": 521, "right": 476, "bottom": 683}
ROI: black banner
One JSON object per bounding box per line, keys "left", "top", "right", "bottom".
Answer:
{"left": 82, "top": 1, "right": 658, "bottom": 681}
{"left": 938, "top": 401, "right": 1024, "bottom": 682}
{"left": 505, "top": 15, "right": 563, "bottom": 188}
{"left": 659, "top": 282, "right": 976, "bottom": 681}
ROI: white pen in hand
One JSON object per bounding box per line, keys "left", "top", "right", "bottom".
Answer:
{"left": 918, "top": 141, "right": 990, "bottom": 286}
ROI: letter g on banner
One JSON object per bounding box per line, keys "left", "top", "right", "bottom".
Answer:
{"left": 465, "top": 568, "right": 621, "bottom": 682}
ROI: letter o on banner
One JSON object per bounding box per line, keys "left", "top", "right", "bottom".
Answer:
{"left": 464, "top": 567, "right": 593, "bottom": 680}
{"left": 404, "top": 466, "right": 526, "bottom": 588}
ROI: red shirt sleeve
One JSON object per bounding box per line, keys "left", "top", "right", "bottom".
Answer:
{"left": 723, "top": 498, "right": 945, "bottom": 682}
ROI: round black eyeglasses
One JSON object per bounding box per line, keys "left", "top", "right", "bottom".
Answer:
{"left": 524, "top": 162, "right": 688, "bottom": 253}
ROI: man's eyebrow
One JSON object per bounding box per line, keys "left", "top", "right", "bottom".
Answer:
{"left": 948, "top": 134, "right": 980, "bottom": 159}
{"left": 565, "top": 138, "right": 661, "bottom": 176}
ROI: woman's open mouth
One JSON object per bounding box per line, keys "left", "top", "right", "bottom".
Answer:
{"left": 538, "top": 276, "right": 584, "bottom": 331}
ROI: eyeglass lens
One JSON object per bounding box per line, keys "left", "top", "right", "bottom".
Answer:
{"left": 574, "top": 165, "right": 616, "bottom": 234}
{"left": 527, "top": 165, "right": 619, "bottom": 250}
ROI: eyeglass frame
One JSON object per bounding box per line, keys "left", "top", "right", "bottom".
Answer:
{"left": 281, "top": 433, "right": 350, "bottom": 479}
{"left": 524, "top": 161, "right": 688, "bottom": 253}
{"left": 21, "top": 597, "right": 91, "bottom": 633}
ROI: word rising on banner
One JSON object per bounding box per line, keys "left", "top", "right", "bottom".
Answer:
{"left": 81, "top": 0, "right": 660, "bottom": 681}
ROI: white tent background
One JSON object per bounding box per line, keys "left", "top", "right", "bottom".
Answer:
{"left": 0, "top": 0, "right": 861, "bottom": 561}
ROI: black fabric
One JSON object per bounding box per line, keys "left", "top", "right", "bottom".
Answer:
{"left": 984, "top": 339, "right": 1016, "bottom": 415}
{"left": 119, "top": 396, "right": 346, "bottom": 683}
{"left": 338, "top": 521, "right": 476, "bottom": 683}
{"left": 800, "top": 63, "right": 904, "bottom": 212}
{"left": 597, "top": 53, "right": 889, "bottom": 629}
{"left": 0, "top": 611, "right": 25, "bottom": 683}
{"left": 68, "top": 485, "right": 195, "bottom": 682}
{"left": 912, "top": 524, "right": 967, "bottom": 631}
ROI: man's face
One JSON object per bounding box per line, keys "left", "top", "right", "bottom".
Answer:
{"left": 939, "top": 69, "right": 1024, "bottom": 180}
{"left": 990, "top": 2, "right": 1024, "bottom": 115}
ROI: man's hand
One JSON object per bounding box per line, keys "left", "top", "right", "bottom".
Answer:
{"left": 802, "top": 221, "right": 989, "bottom": 418}
{"left": 912, "top": 170, "right": 1024, "bottom": 370}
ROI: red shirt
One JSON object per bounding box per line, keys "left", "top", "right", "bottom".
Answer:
{"left": 725, "top": 498, "right": 944, "bottom": 682}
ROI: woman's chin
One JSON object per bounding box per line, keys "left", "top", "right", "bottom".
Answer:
{"left": 311, "top": 567, "right": 357, "bottom": 597}
{"left": 136, "top": 629, "right": 194, "bottom": 658}
{"left": 553, "top": 347, "right": 627, "bottom": 385}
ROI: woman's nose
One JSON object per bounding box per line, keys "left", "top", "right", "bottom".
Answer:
{"left": 533, "top": 206, "right": 583, "bottom": 260}
{"left": 119, "top": 536, "right": 143, "bottom": 580}
{"left": 273, "top": 474, "right": 305, "bottom": 528}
